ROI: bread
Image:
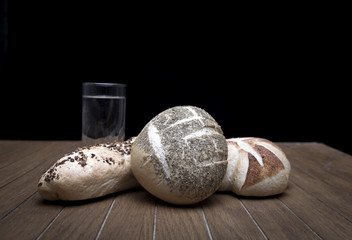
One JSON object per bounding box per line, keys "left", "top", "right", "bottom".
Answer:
{"left": 131, "top": 106, "right": 228, "bottom": 205}
{"left": 219, "top": 137, "right": 291, "bottom": 196}
{"left": 38, "top": 138, "right": 140, "bottom": 201}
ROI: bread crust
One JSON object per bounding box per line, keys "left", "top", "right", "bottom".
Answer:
{"left": 38, "top": 138, "right": 140, "bottom": 201}
{"left": 219, "top": 138, "right": 291, "bottom": 196}
{"left": 131, "top": 106, "right": 228, "bottom": 205}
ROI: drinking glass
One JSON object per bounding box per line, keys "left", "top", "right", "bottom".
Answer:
{"left": 82, "top": 82, "right": 126, "bottom": 145}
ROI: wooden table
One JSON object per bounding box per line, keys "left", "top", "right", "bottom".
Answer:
{"left": 0, "top": 141, "right": 351, "bottom": 239}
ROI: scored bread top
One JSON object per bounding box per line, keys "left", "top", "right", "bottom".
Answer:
{"left": 225, "top": 137, "right": 290, "bottom": 192}
{"left": 132, "top": 106, "right": 228, "bottom": 203}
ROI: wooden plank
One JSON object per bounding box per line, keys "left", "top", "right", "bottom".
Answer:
{"left": 155, "top": 200, "right": 210, "bottom": 240}
{"left": 0, "top": 141, "right": 27, "bottom": 161}
{"left": 0, "top": 141, "right": 80, "bottom": 188}
{"left": 303, "top": 143, "right": 352, "bottom": 179}
{"left": 279, "top": 181, "right": 352, "bottom": 239}
{"left": 240, "top": 197, "right": 320, "bottom": 240}
{"left": 0, "top": 141, "right": 26, "bottom": 155}
{"left": 98, "top": 189, "right": 155, "bottom": 239}
{"left": 279, "top": 144, "right": 352, "bottom": 220}
{"left": 0, "top": 168, "right": 50, "bottom": 219}
{"left": 0, "top": 141, "right": 80, "bottom": 219}
{"left": 278, "top": 143, "right": 351, "bottom": 195}
{"left": 290, "top": 161, "right": 352, "bottom": 221}
{"left": 201, "top": 192, "right": 266, "bottom": 240}
{"left": 38, "top": 195, "right": 115, "bottom": 240}
{"left": 0, "top": 142, "right": 351, "bottom": 240}
{"left": 0, "top": 193, "right": 64, "bottom": 240}
{"left": 279, "top": 143, "right": 352, "bottom": 181}
{"left": 0, "top": 141, "right": 50, "bottom": 169}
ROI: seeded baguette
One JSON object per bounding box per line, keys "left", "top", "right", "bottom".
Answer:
{"left": 219, "top": 137, "right": 291, "bottom": 196}
{"left": 38, "top": 138, "right": 140, "bottom": 201}
{"left": 131, "top": 106, "right": 228, "bottom": 205}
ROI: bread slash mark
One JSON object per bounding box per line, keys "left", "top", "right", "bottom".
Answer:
{"left": 236, "top": 138, "right": 264, "bottom": 166}
{"left": 183, "top": 128, "right": 222, "bottom": 141}
{"left": 148, "top": 123, "right": 170, "bottom": 178}
{"left": 165, "top": 106, "right": 205, "bottom": 129}
{"left": 241, "top": 145, "right": 285, "bottom": 189}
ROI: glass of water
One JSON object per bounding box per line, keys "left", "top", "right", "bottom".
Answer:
{"left": 82, "top": 82, "right": 126, "bottom": 145}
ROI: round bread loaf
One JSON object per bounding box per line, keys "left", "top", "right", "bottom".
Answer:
{"left": 218, "top": 137, "right": 291, "bottom": 196}
{"left": 131, "top": 106, "right": 228, "bottom": 205}
{"left": 38, "top": 138, "right": 140, "bottom": 201}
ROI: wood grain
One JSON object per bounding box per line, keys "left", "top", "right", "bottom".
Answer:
{"left": 98, "top": 189, "right": 155, "bottom": 239}
{"left": 279, "top": 143, "right": 352, "bottom": 220}
{"left": 279, "top": 182, "right": 352, "bottom": 239}
{"left": 0, "top": 141, "right": 78, "bottom": 187}
{"left": 280, "top": 143, "right": 351, "bottom": 191}
{"left": 240, "top": 196, "right": 320, "bottom": 240}
{"left": 0, "top": 193, "right": 63, "bottom": 240}
{"left": 202, "top": 193, "right": 266, "bottom": 239}
{"left": 0, "top": 141, "right": 80, "bottom": 219}
{"left": 0, "top": 141, "right": 351, "bottom": 240}
{"left": 155, "top": 200, "right": 210, "bottom": 240}
{"left": 39, "top": 195, "right": 115, "bottom": 240}
{"left": 0, "top": 141, "right": 46, "bottom": 168}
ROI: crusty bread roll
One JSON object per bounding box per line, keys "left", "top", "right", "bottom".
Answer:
{"left": 219, "top": 137, "right": 290, "bottom": 196}
{"left": 131, "top": 106, "right": 228, "bottom": 205}
{"left": 38, "top": 138, "right": 140, "bottom": 201}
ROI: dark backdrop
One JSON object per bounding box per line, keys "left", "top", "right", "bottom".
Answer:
{"left": 1, "top": 5, "right": 350, "bottom": 154}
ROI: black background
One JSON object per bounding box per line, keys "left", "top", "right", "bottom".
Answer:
{"left": 1, "top": 4, "right": 350, "bottom": 154}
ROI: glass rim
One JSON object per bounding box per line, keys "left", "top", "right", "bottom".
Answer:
{"left": 82, "top": 82, "right": 126, "bottom": 87}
